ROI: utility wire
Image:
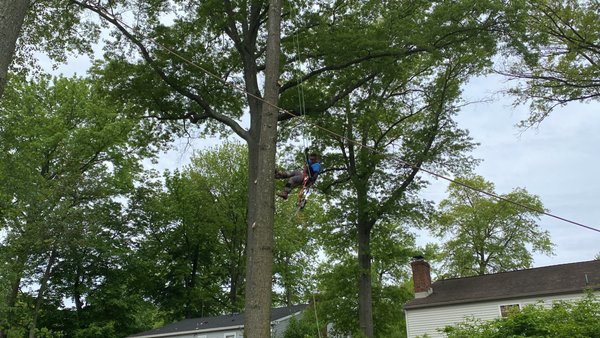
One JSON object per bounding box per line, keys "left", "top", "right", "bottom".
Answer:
{"left": 99, "top": 8, "right": 600, "bottom": 234}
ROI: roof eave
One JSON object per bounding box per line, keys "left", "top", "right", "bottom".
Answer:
{"left": 404, "top": 286, "right": 600, "bottom": 310}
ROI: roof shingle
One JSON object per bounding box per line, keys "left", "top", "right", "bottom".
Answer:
{"left": 129, "top": 304, "right": 308, "bottom": 337}
{"left": 404, "top": 260, "right": 600, "bottom": 309}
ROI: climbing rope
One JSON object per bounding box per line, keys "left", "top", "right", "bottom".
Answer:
{"left": 291, "top": 6, "right": 309, "bottom": 150}
{"left": 312, "top": 292, "right": 323, "bottom": 338}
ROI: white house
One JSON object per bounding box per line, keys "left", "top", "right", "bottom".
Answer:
{"left": 403, "top": 258, "right": 600, "bottom": 338}
{"left": 128, "top": 304, "right": 307, "bottom": 338}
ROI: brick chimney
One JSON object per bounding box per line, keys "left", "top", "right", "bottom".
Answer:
{"left": 411, "top": 256, "right": 432, "bottom": 298}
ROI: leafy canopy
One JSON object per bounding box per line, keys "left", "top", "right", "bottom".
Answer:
{"left": 432, "top": 175, "right": 554, "bottom": 277}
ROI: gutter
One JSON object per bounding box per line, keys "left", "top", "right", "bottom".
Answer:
{"left": 403, "top": 287, "right": 600, "bottom": 310}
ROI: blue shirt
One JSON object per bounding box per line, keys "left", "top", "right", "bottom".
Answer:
{"left": 307, "top": 161, "right": 321, "bottom": 182}
{"left": 310, "top": 162, "right": 321, "bottom": 174}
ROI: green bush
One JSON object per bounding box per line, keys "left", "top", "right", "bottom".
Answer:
{"left": 444, "top": 293, "right": 600, "bottom": 338}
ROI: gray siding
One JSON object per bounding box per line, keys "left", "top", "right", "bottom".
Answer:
{"left": 271, "top": 313, "right": 297, "bottom": 338}
{"left": 405, "top": 292, "right": 598, "bottom": 338}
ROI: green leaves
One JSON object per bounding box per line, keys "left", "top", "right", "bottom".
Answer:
{"left": 502, "top": 0, "right": 600, "bottom": 126}
{"left": 126, "top": 143, "right": 250, "bottom": 318}
{"left": 433, "top": 175, "right": 554, "bottom": 277}
{"left": 445, "top": 293, "right": 600, "bottom": 338}
{"left": 0, "top": 74, "right": 160, "bottom": 336}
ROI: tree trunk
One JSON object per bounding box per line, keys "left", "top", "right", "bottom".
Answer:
{"left": 228, "top": 247, "right": 243, "bottom": 311}
{"left": 358, "top": 221, "right": 374, "bottom": 338}
{"left": 243, "top": 0, "right": 281, "bottom": 337}
{"left": 284, "top": 256, "right": 293, "bottom": 307}
{"left": 0, "top": 273, "right": 22, "bottom": 338}
{"left": 186, "top": 244, "right": 200, "bottom": 318}
{"left": 0, "top": 0, "right": 28, "bottom": 98}
{"left": 73, "top": 262, "right": 83, "bottom": 327}
{"left": 29, "top": 250, "right": 57, "bottom": 338}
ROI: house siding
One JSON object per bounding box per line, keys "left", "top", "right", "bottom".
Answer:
{"left": 271, "top": 314, "right": 297, "bottom": 338}
{"left": 405, "top": 292, "right": 599, "bottom": 338}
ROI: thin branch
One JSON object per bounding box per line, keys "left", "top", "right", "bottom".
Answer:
{"left": 277, "top": 72, "right": 378, "bottom": 121}
{"left": 279, "top": 48, "right": 426, "bottom": 93}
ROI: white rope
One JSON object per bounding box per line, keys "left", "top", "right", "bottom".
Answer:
{"left": 312, "top": 292, "right": 323, "bottom": 338}
{"left": 291, "top": 5, "right": 309, "bottom": 149}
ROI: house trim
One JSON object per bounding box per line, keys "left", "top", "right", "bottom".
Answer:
{"left": 498, "top": 303, "right": 521, "bottom": 317}
{"left": 272, "top": 310, "right": 305, "bottom": 324}
{"left": 404, "top": 287, "right": 599, "bottom": 310}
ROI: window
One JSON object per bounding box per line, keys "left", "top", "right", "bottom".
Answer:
{"left": 500, "top": 304, "right": 520, "bottom": 317}
{"left": 224, "top": 334, "right": 236, "bottom": 338}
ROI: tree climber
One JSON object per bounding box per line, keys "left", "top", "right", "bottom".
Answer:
{"left": 275, "top": 149, "right": 321, "bottom": 200}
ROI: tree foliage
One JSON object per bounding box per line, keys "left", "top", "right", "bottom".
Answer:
{"left": 127, "top": 143, "right": 249, "bottom": 320}
{"left": 76, "top": 1, "right": 286, "bottom": 333}
{"left": 432, "top": 175, "right": 554, "bottom": 277}
{"left": 0, "top": 74, "right": 160, "bottom": 337}
{"left": 74, "top": 1, "right": 527, "bottom": 335}
{"left": 3, "top": 0, "right": 582, "bottom": 337}
{"left": 314, "top": 222, "right": 425, "bottom": 337}
{"left": 1, "top": 0, "right": 102, "bottom": 97}
{"left": 273, "top": 193, "right": 325, "bottom": 307}
{"left": 502, "top": 0, "right": 600, "bottom": 126}
{"left": 297, "top": 8, "right": 507, "bottom": 333}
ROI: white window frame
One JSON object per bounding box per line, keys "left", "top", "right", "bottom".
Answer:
{"left": 224, "top": 333, "right": 236, "bottom": 338}
{"left": 499, "top": 303, "right": 521, "bottom": 317}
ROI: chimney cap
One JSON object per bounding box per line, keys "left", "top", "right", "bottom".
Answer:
{"left": 412, "top": 255, "right": 425, "bottom": 261}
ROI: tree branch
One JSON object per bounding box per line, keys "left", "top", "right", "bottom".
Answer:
{"left": 277, "top": 72, "right": 378, "bottom": 121}
{"left": 74, "top": 0, "right": 250, "bottom": 141}
{"left": 279, "top": 48, "right": 426, "bottom": 93}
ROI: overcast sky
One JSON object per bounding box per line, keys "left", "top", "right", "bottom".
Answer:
{"left": 419, "top": 74, "right": 600, "bottom": 267}
{"left": 46, "top": 51, "right": 599, "bottom": 269}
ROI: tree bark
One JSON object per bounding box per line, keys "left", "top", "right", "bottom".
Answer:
{"left": 0, "top": 0, "right": 28, "bottom": 98}
{"left": 244, "top": 0, "right": 281, "bottom": 337}
{"left": 284, "top": 256, "right": 293, "bottom": 307}
{"left": 357, "top": 185, "right": 375, "bottom": 338}
{"left": 29, "top": 250, "right": 57, "bottom": 338}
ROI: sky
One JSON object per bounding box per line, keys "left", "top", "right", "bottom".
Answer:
{"left": 419, "top": 74, "right": 600, "bottom": 267}
{"left": 43, "top": 48, "right": 600, "bottom": 270}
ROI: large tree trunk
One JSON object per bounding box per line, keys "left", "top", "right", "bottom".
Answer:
{"left": 357, "top": 215, "right": 375, "bottom": 337}
{"left": 347, "top": 103, "right": 376, "bottom": 338}
{"left": 244, "top": 0, "right": 281, "bottom": 337}
{"left": 0, "top": 0, "right": 28, "bottom": 98}
{"left": 29, "top": 250, "right": 57, "bottom": 338}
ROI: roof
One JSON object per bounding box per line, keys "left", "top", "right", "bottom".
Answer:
{"left": 404, "top": 260, "right": 600, "bottom": 310}
{"left": 129, "top": 304, "right": 308, "bottom": 338}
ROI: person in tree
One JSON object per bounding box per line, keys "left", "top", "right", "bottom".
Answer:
{"left": 275, "top": 150, "right": 321, "bottom": 200}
